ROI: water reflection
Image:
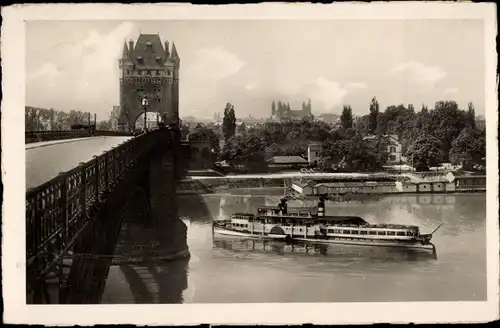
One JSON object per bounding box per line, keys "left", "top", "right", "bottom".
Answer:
{"left": 213, "top": 236, "right": 438, "bottom": 262}
{"left": 107, "top": 258, "right": 189, "bottom": 304}
{"left": 103, "top": 192, "right": 211, "bottom": 304}
{"left": 167, "top": 191, "right": 488, "bottom": 303}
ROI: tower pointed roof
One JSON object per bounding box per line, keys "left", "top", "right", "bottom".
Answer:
{"left": 131, "top": 34, "right": 166, "bottom": 68}
{"left": 121, "top": 40, "right": 129, "bottom": 58}
{"left": 171, "top": 42, "right": 179, "bottom": 59}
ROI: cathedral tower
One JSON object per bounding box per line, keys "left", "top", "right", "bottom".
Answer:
{"left": 118, "top": 34, "right": 180, "bottom": 131}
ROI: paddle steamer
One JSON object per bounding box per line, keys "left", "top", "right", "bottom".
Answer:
{"left": 213, "top": 197, "right": 441, "bottom": 251}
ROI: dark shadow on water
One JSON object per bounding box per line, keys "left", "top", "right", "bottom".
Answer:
{"left": 104, "top": 188, "right": 214, "bottom": 304}
{"left": 213, "top": 236, "right": 438, "bottom": 263}
{"left": 116, "top": 258, "right": 189, "bottom": 304}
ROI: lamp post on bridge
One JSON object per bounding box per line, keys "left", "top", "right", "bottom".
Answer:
{"left": 141, "top": 97, "right": 149, "bottom": 132}
{"left": 156, "top": 111, "right": 160, "bottom": 129}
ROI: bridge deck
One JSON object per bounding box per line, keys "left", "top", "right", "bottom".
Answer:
{"left": 26, "top": 136, "right": 132, "bottom": 190}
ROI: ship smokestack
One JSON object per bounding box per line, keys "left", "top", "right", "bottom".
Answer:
{"left": 317, "top": 196, "right": 325, "bottom": 217}
{"left": 279, "top": 198, "right": 288, "bottom": 214}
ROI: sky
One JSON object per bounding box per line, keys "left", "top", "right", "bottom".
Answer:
{"left": 26, "top": 19, "right": 485, "bottom": 121}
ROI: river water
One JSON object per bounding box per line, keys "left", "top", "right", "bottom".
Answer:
{"left": 102, "top": 189, "right": 486, "bottom": 303}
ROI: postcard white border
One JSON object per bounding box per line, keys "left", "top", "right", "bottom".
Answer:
{"left": 2, "top": 2, "right": 498, "bottom": 325}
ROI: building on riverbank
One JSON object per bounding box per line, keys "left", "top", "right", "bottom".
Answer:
{"left": 363, "top": 134, "right": 406, "bottom": 164}
{"left": 291, "top": 174, "right": 486, "bottom": 196}
{"left": 266, "top": 156, "right": 309, "bottom": 171}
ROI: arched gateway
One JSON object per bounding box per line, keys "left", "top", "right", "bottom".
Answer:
{"left": 118, "top": 34, "right": 180, "bottom": 131}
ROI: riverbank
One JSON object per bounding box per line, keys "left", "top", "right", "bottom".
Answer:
{"left": 177, "top": 173, "right": 486, "bottom": 196}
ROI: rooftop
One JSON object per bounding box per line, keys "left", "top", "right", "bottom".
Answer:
{"left": 123, "top": 34, "right": 178, "bottom": 69}
{"left": 266, "top": 156, "right": 308, "bottom": 164}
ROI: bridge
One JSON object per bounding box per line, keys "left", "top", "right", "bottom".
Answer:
{"left": 24, "top": 34, "right": 202, "bottom": 304}
{"left": 25, "top": 34, "right": 230, "bottom": 304}
{"left": 25, "top": 127, "right": 193, "bottom": 304}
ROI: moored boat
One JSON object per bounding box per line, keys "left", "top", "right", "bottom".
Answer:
{"left": 213, "top": 196, "right": 441, "bottom": 252}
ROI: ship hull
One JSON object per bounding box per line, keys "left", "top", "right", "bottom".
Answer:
{"left": 213, "top": 226, "right": 435, "bottom": 251}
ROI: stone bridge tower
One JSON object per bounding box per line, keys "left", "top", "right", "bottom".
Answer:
{"left": 119, "top": 34, "right": 180, "bottom": 131}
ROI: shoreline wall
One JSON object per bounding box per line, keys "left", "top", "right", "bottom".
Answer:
{"left": 176, "top": 175, "right": 485, "bottom": 195}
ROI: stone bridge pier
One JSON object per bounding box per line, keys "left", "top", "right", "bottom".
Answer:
{"left": 27, "top": 129, "right": 189, "bottom": 304}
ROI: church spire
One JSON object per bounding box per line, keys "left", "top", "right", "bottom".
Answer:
{"left": 171, "top": 42, "right": 179, "bottom": 60}
{"left": 121, "top": 40, "right": 129, "bottom": 58}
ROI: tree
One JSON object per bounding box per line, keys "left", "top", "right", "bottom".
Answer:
{"left": 368, "top": 97, "right": 380, "bottom": 134}
{"left": 25, "top": 107, "right": 42, "bottom": 131}
{"left": 237, "top": 122, "right": 247, "bottom": 134}
{"left": 97, "top": 120, "right": 111, "bottom": 130}
{"left": 353, "top": 114, "right": 370, "bottom": 137}
{"left": 189, "top": 124, "right": 221, "bottom": 158}
{"left": 222, "top": 102, "right": 236, "bottom": 141}
{"left": 271, "top": 101, "right": 276, "bottom": 115}
{"left": 449, "top": 126, "right": 485, "bottom": 169}
{"left": 431, "top": 101, "right": 468, "bottom": 159}
{"left": 466, "top": 102, "right": 476, "bottom": 129}
{"left": 340, "top": 105, "right": 353, "bottom": 129}
{"left": 406, "top": 133, "right": 444, "bottom": 171}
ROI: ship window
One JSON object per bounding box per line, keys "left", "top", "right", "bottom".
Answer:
{"left": 343, "top": 230, "right": 351, "bottom": 235}
{"left": 369, "top": 231, "right": 377, "bottom": 235}
{"left": 377, "top": 231, "right": 386, "bottom": 235}
{"left": 360, "top": 230, "right": 368, "bottom": 235}
{"left": 351, "top": 230, "right": 359, "bottom": 234}
{"left": 406, "top": 231, "right": 414, "bottom": 236}
{"left": 387, "top": 231, "right": 396, "bottom": 236}
{"left": 397, "top": 232, "right": 406, "bottom": 236}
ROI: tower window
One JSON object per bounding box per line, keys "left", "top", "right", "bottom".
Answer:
{"left": 167, "top": 70, "right": 171, "bottom": 76}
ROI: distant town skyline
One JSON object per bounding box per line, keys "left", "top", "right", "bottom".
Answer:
{"left": 26, "top": 19, "right": 485, "bottom": 121}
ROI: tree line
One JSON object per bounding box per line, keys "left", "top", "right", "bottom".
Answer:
{"left": 185, "top": 98, "right": 485, "bottom": 172}
{"left": 331, "top": 98, "right": 484, "bottom": 171}
{"left": 25, "top": 106, "right": 113, "bottom": 131}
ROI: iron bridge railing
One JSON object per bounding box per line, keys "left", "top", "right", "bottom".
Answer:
{"left": 25, "top": 128, "right": 170, "bottom": 289}
{"left": 25, "top": 130, "right": 133, "bottom": 144}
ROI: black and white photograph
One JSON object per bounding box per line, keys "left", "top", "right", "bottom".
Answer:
{"left": 1, "top": 2, "right": 498, "bottom": 325}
